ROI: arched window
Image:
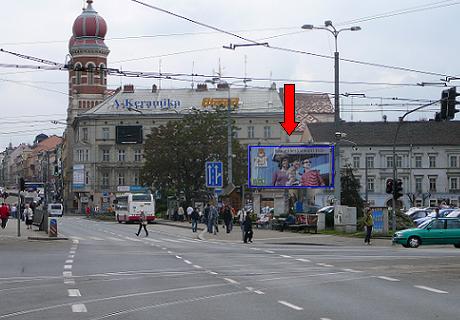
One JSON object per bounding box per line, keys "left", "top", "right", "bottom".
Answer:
{"left": 99, "top": 63, "right": 106, "bottom": 85}
{"left": 87, "top": 63, "right": 96, "bottom": 85}
{"left": 74, "top": 63, "right": 82, "bottom": 85}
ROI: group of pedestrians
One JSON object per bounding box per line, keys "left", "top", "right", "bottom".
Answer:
{"left": 0, "top": 202, "right": 35, "bottom": 230}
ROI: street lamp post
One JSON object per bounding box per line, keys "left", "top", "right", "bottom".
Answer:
{"left": 302, "top": 21, "right": 361, "bottom": 205}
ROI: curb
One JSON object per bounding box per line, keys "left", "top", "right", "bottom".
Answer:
{"left": 28, "top": 236, "right": 69, "bottom": 241}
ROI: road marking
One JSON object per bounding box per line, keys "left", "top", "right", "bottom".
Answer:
{"left": 224, "top": 278, "right": 238, "bottom": 284}
{"left": 208, "top": 271, "right": 218, "bottom": 275}
{"left": 162, "top": 248, "right": 167, "bottom": 250}
{"left": 65, "top": 260, "right": 74, "bottom": 264}
{"left": 64, "top": 280, "right": 75, "bottom": 285}
{"left": 193, "top": 265, "right": 202, "bottom": 269}
{"left": 107, "top": 237, "right": 124, "bottom": 241}
{"left": 71, "top": 237, "right": 84, "bottom": 241}
{"left": 125, "top": 237, "right": 142, "bottom": 242}
{"left": 68, "top": 289, "right": 81, "bottom": 297}
{"left": 162, "top": 238, "right": 181, "bottom": 243}
{"left": 320, "top": 318, "right": 332, "bottom": 320}
{"left": 280, "top": 255, "right": 292, "bottom": 258}
{"left": 72, "top": 240, "right": 79, "bottom": 244}
{"left": 64, "top": 265, "right": 72, "bottom": 270}
{"left": 377, "top": 276, "right": 400, "bottom": 282}
{"left": 278, "top": 300, "right": 303, "bottom": 310}
{"left": 246, "top": 287, "right": 253, "bottom": 291}
{"left": 68, "top": 255, "right": 75, "bottom": 258}
{"left": 69, "top": 251, "right": 76, "bottom": 254}
{"left": 265, "top": 250, "right": 275, "bottom": 253}
{"left": 342, "top": 268, "right": 362, "bottom": 273}
{"left": 414, "top": 285, "right": 448, "bottom": 294}
{"left": 296, "top": 258, "right": 311, "bottom": 262}
{"left": 254, "top": 290, "right": 265, "bottom": 295}
{"left": 63, "top": 271, "right": 72, "bottom": 277}
{"left": 144, "top": 238, "right": 161, "bottom": 242}
{"left": 71, "top": 304, "right": 87, "bottom": 313}
{"left": 317, "top": 263, "right": 334, "bottom": 267}
{"left": 183, "top": 260, "right": 192, "bottom": 264}
{"left": 70, "top": 246, "right": 78, "bottom": 250}
{"left": 175, "top": 255, "right": 182, "bottom": 259}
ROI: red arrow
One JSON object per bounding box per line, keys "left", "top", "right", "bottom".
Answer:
{"left": 280, "top": 83, "right": 299, "bottom": 135}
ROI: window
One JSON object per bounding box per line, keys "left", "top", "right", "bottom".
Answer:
{"left": 449, "top": 177, "right": 458, "bottom": 190}
{"left": 353, "top": 156, "right": 360, "bottom": 169}
{"left": 247, "top": 126, "right": 255, "bottom": 139}
{"left": 415, "top": 155, "right": 422, "bottom": 168}
{"left": 134, "top": 150, "right": 142, "bottom": 162}
{"left": 102, "top": 150, "right": 110, "bottom": 162}
{"left": 101, "top": 173, "right": 109, "bottom": 187}
{"left": 118, "top": 173, "right": 125, "bottom": 185}
{"left": 396, "top": 156, "right": 402, "bottom": 168}
{"left": 429, "top": 177, "right": 437, "bottom": 192}
{"left": 133, "top": 172, "right": 140, "bottom": 185}
{"left": 102, "top": 127, "right": 110, "bottom": 140}
{"left": 75, "top": 63, "right": 82, "bottom": 84}
{"left": 386, "top": 156, "right": 393, "bottom": 169}
{"left": 366, "top": 156, "right": 374, "bottom": 169}
{"left": 77, "top": 150, "right": 84, "bottom": 162}
{"left": 429, "top": 155, "right": 436, "bottom": 168}
{"left": 118, "top": 149, "right": 126, "bottom": 162}
{"left": 367, "top": 177, "right": 375, "bottom": 192}
{"left": 415, "top": 177, "right": 423, "bottom": 193}
{"left": 99, "top": 64, "right": 106, "bottom": 85}
{"left": 430, "top": 220, "right": 445, "bottom": 230}
{"left": 87, "top": 63, "right": 95, "bottom": 85}
{"left": 263, "top": 126, "right": 271, "bottom": 139}
{"left": 447, "top": 220, "right": 460, "bottom": 229}
{"left": 84, "top": 149, "right": 89, "bottom": 162}
{"left": 82, "top": 127, "right": 88, "bottom": 142}
{"left": 450, "top": 155, "right": 458, "bottom": 168}
{"left": 85, "top": 171, "right": 90, "bottom": 185}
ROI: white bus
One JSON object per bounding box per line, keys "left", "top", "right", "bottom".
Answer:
{"left": 115, "top": 193, "right": 155, "bottom": 223}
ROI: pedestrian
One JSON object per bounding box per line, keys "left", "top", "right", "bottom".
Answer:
{"left": 364, "top": 207, "right": 373, "bottom": 245}
{"left": 238, "top": 209, "right": 246, "bottom": 240}
{"left": 173, "top": 206, "right": 178, "bottom": 221}
{"left": 223, "top": 205, "right": 233, "bottom": 233}
{"left": 243, "top": 213, "right": 253, "bottom": 243}
{"left": 24, "top": 204, "right": 34, "bottom": 230}
{"left": 178, "top": 206, "right": 185, "bottom": 222}
{"left": 191, "top": 207, "right": 199, "bottom": 232}
{"left": 0, "top": 203, "right": 10, "bottom": 229}
{"left": 203, "top": 204, "right": 210, "bottom": 226}
{"left": 186, "top": 205, "right": 193, "bottom": 222}
{"left": 434, "top": 207, "right": 440, "bottom": 219}
{"left": 85, "top": 206, "right": 90, "bottom": 218}
{"left": 207, "top": 204, "right": 219, "bottom": 234}
{"left": 135, "top": 211, "right": 149, "bottom": 237}
{"left": 11, "top": 204, "right": 17, "bottom": 219}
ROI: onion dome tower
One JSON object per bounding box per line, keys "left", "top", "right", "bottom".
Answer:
{"left": 67, "top": 0, "right": 110, "bottom": 122}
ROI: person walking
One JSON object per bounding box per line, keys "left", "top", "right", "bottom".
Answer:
{"left": 208, "top": 204, "right": 219, "bottom": 235}
{"left": 223, "top": 205, "right": 233, "bottom": 233}
{"left": 135, "top": 211, "right": 149, "bottom": 237}
{"left": 178, "top": 206, "right": 185, "bottom": 222}
{"left": 364, "top": 208, "right": 373, "bottom": 245}
{"left": 243, "top": 213, "right": 253, "bottom": 243}
{"left": 24, "top": 204, "right": 34, "bottom": 230}
{"left": 0, "top": 203, "right": 10, "bottom": 229}
{"left": 186, "top": 206, "right": 193, "bottom": 222}
{"left": 191, "top": 207, "right": 199, "bottom": 233}
{"left": 11, "top": 204, "right": 17, "bottom": 219}
{"left": 238, "top": 209, "right": 247, "bottom": 241}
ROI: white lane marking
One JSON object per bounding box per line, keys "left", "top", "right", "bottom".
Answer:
{"left": 162, "top": 248, "right": 167, "bottom": 250}
{"left": 296, "top": 258, "right": 311, "bottom": 262}
{"left": 254, "top": 290, "right": 265, "bottom": 295}
{"left": 162, "top": 238, "right": 181, "bottom": 243}
{"left": 377, "top": 276, "right": 400, "bottom": 282}
{"left": 208, "top": 271, "right": 218, "bottom": 275}
{"left": 68, "top": 289, "right": 81, "bottom": 297}
{"left": 70, "top": 247, "right": 78, "bottom": 250}
{"left": 63, "top": 271, "right": 72, "bottom": 277}
{"left": 72, "top": 240, "right": 79, "bottom": 244}
{"left": 125, "top": 237, "right": 143, "bottom": 242}
{"left": 414, "top": 285, "right": 448, "bottom": 294}
{"left": 278, "top": 300, "right": 303, "bottom": 310}
{"left": 71, "top": 237, "right": 84, "bottom": 241}
{"left": 183, "top": 260, "right": 192, "bottom": 264}
{"left": 68, "top": 255, "right": 75, "bottom": 259}
{"left": 65, "top": 260, "right": 74, "bottom": 264}
{"left": 69, "top": 251, "right": 76, "bottom": 254}
{"left": 265, "top": 250, "right": 275, "bottom": 253}
{"left": 89, "top": 237, "right": 104, "bottom": 241}
{"left": 175, "top": 255, "right": 182, "bottom": 259}
{"left": 64, "top": 280, "right": 75, "bottom": 285}
{"left": 246, "top": 287, "right": 254, "bottom": 291}
{"left": 224, "top": 278, "right": 238, "bottom": 284}
{"left": 144, "top": 238, "right": 161, "bottom": 242}
{"left": 71, "top": 304, "right": 87, "bottom": 313}
{"left": 64, "top": 265, "right": 72, "bottom": 270}
{"left": 193, "top": 265, "right": 202, "bottom": 269}
{"left": 320, "top": 318, "right": 332, "bottom": 320}
{"left": 342, "top": 268, "right": 362, "bottom": 273}
{"left": 317, "top": 263, "right": 334, "bottom": 267}
{"left": 179, "top": 238, "right": 198, "bottom": 243}
{"left": 280, "top": 255, "right": 292, "bottom": 258}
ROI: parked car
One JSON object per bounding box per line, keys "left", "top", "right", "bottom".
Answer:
{"left": 392, "top": 217, "right": 460, "bottom": 248}
{"left": 413, "top": 209, "right": 455, "bottom": 226}
{"left": 447, "top": 210, "right": 460, "bottom": 218}
{"left": 48, "top": 203, "right": 63, "bottom": 217}
{"left": 406, "top": 209, "right": 430, "bottom": 221}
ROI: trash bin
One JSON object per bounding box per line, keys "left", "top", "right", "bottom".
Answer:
{"left": 48, "top": 217, "right": 58, "bottom": 237}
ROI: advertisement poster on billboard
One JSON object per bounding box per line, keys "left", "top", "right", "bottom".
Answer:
{"left": 248, "top": 145, "right": 334, "bottom": 189}
{"left": 73, "top": 164, "right": 85, "bottom": 189}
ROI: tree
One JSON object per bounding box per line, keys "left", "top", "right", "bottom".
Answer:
{"left": 340, "top": 165, "right": 364, "bottom": 218}
{"left": 141, "top": 110, "right": 246, "bottom": 206}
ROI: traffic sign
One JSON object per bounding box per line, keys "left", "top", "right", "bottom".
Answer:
{"left": 206, "top": 161, "right": 223, "bottom": 188}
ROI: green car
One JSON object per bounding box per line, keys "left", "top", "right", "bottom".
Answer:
{"left": 392, "top": 217, "right": 460, "bottom": 248}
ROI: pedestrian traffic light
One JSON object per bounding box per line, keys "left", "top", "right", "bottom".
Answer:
{"left": 447, "top": 87, "right": 459, "bottom": 120}
{"left": 394, "top": 179, "right": 403, "bottom": 200}
{"left": 437, "top": 89, "right": 449, "bottom": 121}
{"left": 385, "top": 179, "right": 393, "bottom": 194}
{"left": 19, "top": 177, "right": 25, "bottom": 191}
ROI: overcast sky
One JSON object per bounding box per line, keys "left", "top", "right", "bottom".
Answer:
{"left": 1, "top": 0, "right": 459, "bottom": 150}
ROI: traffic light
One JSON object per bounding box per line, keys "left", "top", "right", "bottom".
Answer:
{"left": 385, "top": 178, "right": 394, "bottom": 194}
{"left": 436, "top": 90, "right": 449, "bottom": 121}
{"left": 19, "top": 177, "right": 25, "bottom": 191}
{"left": 447, "top": 87, "right": 459, "bottom": 120}
{"left": 394, "top": 179, "right": 403, "bottom": 200}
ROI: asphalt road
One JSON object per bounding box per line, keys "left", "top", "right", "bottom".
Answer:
{"left": 0, "top": 216, "right": 459, "bottom": 320}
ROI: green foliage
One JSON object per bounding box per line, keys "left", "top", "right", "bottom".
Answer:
{"left": 341, "top": 165, "right": 365, "bottom": 218}
{"left": 141, "top": 110, "right": 246, "bottom": 206}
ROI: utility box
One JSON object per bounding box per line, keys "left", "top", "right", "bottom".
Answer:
{"left": 48, "top": 217, "right": 58, "bottom": 237}
{"left": 316, "top": 211, "right": 326, "bottom": 231}
{"left": 334, "top": 205, "right": 357, "bottom": 233}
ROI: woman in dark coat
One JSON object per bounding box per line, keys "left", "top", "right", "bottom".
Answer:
{"left": 243, "top": 214, "right": 253, "bottom": 243}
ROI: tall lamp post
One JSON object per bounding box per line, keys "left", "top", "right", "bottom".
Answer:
{"left": 205, "top": 78, "right": 251, "bottom": 187}
{"left": 302, "top": 21, "right": 361, "bottom": 205}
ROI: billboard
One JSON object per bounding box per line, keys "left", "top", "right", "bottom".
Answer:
{"left": 116, "top": 126, "right": 143, "bottom": 144}
{"left": 248, "top": 145, "right": 334, "bottom": 189}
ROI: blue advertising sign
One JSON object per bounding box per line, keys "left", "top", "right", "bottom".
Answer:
{"left": 372, "top": 210, "right": 384, "bottom": 233}
{"left": 248, "top": 145, "right": 334, "bottom": 189}
{"left": 206, "top": 162, "right": 223, "bottom": 188}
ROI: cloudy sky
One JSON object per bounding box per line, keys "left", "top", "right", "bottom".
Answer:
{"left": 1, "top": 0, "right": 459, "bottom": 150}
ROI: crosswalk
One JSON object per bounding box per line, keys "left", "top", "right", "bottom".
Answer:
{"left": 69, "top": 236, "right": 201, "bottom": 244}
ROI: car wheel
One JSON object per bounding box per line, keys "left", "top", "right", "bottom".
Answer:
{"left": 408, "top": 236, "right": 421, "bottom": 248}
{"left": 454, "top": 243, "right": 460, "bottom": 248}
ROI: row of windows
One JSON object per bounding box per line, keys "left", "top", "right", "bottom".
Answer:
{"left": 84, "top": 171, "right": 140, "bottom": 186}
{"left": 78, "top": 100, "right": 102, "bottom": 109}
{"left": 352, "top": 154, "right": 460, "bottom": 169}
{"left": 74, "top": 63, "right": 107, "bottom": 86}
{"left": 359, "top": 176, "right": 459, "bottom": 193}
{"left": 77, "top": 149, "right": 143, "bottom": 162}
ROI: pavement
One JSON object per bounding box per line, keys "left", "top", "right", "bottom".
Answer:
{"left": 0, "top": 215, "right": 68, "bottom": 241}
{"left": 155, "top": 219, "right": 393, "bottom": 247}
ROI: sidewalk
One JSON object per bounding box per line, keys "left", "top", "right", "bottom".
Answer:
{"left": 0, "top": 216, "right": 67, "bottom": 242}
{"left": 155, "top": 219, "right": 392, "bottom": 247}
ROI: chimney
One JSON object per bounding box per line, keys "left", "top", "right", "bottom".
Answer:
{"left": 196, "top": 83, "right": 208, "bottom": 91}
{"left": 123, "top": 84, "right": 134, "bottom": 93}
{"left": 152, "top": 84, "right": 157, "bottom": 93}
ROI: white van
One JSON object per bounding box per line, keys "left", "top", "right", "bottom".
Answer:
{"left": 48, "top": 203, "right": 63, "bottom": 217}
